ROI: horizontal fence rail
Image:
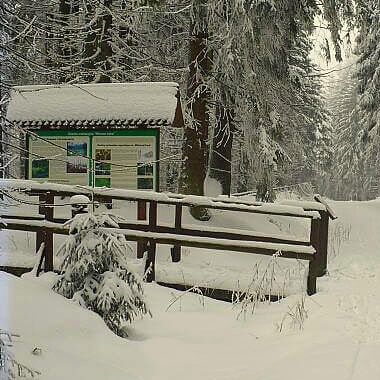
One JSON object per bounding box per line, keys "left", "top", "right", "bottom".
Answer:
{"left": 0, "top": 179, "right": 337, "bottom": 296}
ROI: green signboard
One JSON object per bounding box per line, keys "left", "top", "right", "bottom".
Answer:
{"left": 27, "top": 129, "right": 159, "bottom": 191}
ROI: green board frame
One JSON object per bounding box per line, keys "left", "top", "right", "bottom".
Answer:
{"left": 26, "top": 128, "right": 160, "bottom": 191}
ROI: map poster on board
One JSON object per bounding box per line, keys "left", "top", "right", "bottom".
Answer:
{"left": 66, "top": 141, "right": 88, "bottom": 174}
{"left": 92, "top": 132, "right": 157, "bottom": 190}
{"left": 28, "top": 129, "right": 159, "bottom": 190}
{"left": 28, "top": 132, "right": 90, "bottom": 186}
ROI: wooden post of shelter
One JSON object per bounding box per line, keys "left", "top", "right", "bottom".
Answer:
{"left": 145, "top": 200, "right": 157, "bottom": 282}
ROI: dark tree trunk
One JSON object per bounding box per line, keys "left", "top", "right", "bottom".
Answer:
{"left": 57, "top": 0, "right": 78, "bottom": 83}
{"left": 97, "top": 0, "right": 113, "bottom": 83}
{"left": 82, "top": 1, "right": 96, "bottom": 79}
{"left": 180, "top": 3, "right": 211, "bottom": 220}
{"left": 83, "top": 0, "right": 113, "bottom": 83}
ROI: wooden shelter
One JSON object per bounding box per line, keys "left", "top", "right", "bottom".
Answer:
{"left": 6, "top": 82, "right": 184, "bottom": 191}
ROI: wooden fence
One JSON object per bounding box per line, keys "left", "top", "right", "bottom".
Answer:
{"left": 0, "top": 180, "right": 336, "bottom": 296}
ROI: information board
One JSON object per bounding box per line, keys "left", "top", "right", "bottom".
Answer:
{"left": 27, "top": 129, "right": 159, "bottom": 190}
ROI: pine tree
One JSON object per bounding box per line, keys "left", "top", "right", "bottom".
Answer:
{"left": 176, "top": 0, "right": 349, "bottom": 199}
{"left": 324, "top": 59, "right": 366, "bottom": 200}
{"left": 53, "top": 212, "right": 150, "bottom": 337}
{"left": 323, "top": 1, "right": 379, "bottom": 200}
{"left": 0, "top": 330, "right": 40, "bottom": 379}
{"left": 2, "top": 0, "right": 356, "bottom": 198}
{"left": 353, "top": 0, "right": 380, "bottom": 195}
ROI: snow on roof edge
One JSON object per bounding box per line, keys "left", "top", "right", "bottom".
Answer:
{"left": 11, "top": 81, "right": 179, "bottom": 92}
{"left": 7, "top": 82, "right": 181, "bottom": 123}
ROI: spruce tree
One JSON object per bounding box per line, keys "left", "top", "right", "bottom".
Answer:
{"left": 323, "top": 1, "right": 379, "bottom": 200}
{"left": 53, "top": 212, "right": 150, "bottom": 337}
{"left": 354, "top": 0, "right": 380, "bottom": 195}
{"left": 0, "top": 330, "right": 40, "bottom": 379}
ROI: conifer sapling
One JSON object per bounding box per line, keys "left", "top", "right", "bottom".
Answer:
{"left": 53, "top": 212, "right": 150, "bottom": 337}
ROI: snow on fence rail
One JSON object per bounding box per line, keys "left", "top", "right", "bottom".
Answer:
{"left": 0, "top": 179, "right": 320, "bottom": 218}
{"left": 0, "top": 180, "right": 336, "bottom": 296}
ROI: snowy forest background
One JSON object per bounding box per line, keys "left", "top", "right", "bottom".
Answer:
{"left": 1, "top": 0, "right": 379, "bottom": 202}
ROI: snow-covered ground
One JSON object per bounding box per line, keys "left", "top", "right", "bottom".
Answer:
{"left": 1, "top": 198, "right": 380, "bottom": 379}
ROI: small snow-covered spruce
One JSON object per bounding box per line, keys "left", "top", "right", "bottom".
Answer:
{"left": 0, "top": 330, "right": 40, "bottom": 379}
{"left": 53, "top": 213, "right": 151, "bottom": 337}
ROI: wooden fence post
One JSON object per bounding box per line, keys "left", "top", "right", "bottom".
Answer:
{"left": 314, "top": 194, "right": 337, "bottom": 276}
{"left": 36, "top": 195, "right": 45, "bottom": 270}
{"left": 310, "top": 216, "right": 325, "bottom": 277}
{"left": 36, "top": 192, "right": 54, "bottom": 273}
{"left": 145, "top": 200, "right": 157, "bottom": 282}
{"left": 307, "top": 262, "right": 317, "bottom": 296}
{"left": 318, "top": 210, "right": 329, "bottom": 276}
{"left": 307, "top": 216, "right": 321, "bottom": 295}
{"left": 137, "top": 200, "right": 147, "bottom": 259}
{"left": 171, "top": 204, "right": 182, "bottom": 262}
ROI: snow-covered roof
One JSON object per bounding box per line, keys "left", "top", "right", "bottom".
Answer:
{"left": 7, "top": 82, "right": 183, "bottom": 128}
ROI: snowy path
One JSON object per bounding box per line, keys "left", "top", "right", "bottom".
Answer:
{"left": 309, "top": 200, "right": 380, "bottom": 379}
{"left": 325, "top": 200, "right": 380, "bottom": 344}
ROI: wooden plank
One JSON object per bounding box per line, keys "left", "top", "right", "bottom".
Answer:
{"left": 314, "top": 194, "right": 337, "bottom": 220}
{"left": 1, "top": 219, "right": 69, "bottom": 235}
{"left": 0, "top": 266, "right": 34, "bottom": 276}
{"left": 0, "top": 214, "right": 45, "bottom": 220}
{"left": 51, "top": 217, "right": 310, "bottom": 247}
{"left": 114, "top": 223, "right": 309, "bottom": 246}
{"left": 157, "top": 282, "right": 283, "bottom": 303}
{"left": 3, "top": 218, "right": 311, "bottom": 250}
{"left": 99, "top": 227, "right": 315, "bottom": 261}
{"left": 172, "top": 226, "right": 308, "bottom": 246}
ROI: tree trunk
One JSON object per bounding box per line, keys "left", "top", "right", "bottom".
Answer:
{"left": 83, "top": 0, "right": 113, "bottom": 83}
{"left": 57, "top": 0, "right": 78, "bottom": 83}
{"left": 180, "top": 2, "right": 211, "bottom": 220}
{"left": 97, "top": 0, "right": 113, "bottom": 83}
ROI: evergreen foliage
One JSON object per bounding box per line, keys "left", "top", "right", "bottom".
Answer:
{"left": 0, "top": 330, "right": 40, "bottom": 379}
{"left": 322, "top": 1, "right": 379, "bottom": 200}
{"left": 353, "top": 0, "right": 380, "bottom": 193}
{"left": 324, "top": 60, "right": 368, "bottom": 199}
{"left": 53, "top": 212, "right": 150, "bottom": 337}
{"left": 2, "top": 0, "right": 368, "bottom": 200}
